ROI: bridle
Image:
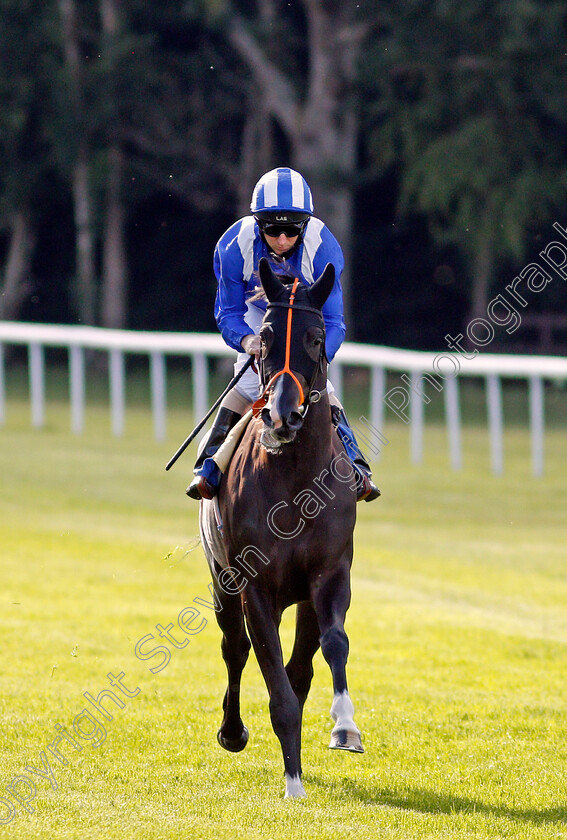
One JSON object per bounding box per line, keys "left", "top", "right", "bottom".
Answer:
{"left": 252, "top": 278, "right": 327, "bottom": 418}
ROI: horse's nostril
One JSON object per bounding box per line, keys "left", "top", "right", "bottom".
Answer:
{"left": 261, "top": 407, "right": 274, "bottom": 428}
{"left": 287, "top": 411, "right": 304, "bottom": 431}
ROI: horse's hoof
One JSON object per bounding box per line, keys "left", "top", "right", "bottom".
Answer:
{"left": 329, "top": 729, "right": 364, "bottom": 753}
{"left": 217, "top": 725, "right": 249, "bottom": 752}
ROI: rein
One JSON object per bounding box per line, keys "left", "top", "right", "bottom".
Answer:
{"left": 252, "top": 278, "right": 326, "bottom": 417}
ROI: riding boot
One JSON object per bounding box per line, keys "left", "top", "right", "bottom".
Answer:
{"left": 331, "top": 406, "right": 381, "bottom": 503}
{"left": 186, "top": 407, "right": 242, "bottom": 500}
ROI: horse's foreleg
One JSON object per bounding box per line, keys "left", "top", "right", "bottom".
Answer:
{"left": 285, "top": 601, "right": 321, "bottom": 761}
{"left": 214, "top": 574, "right": 251, "bottom": 753}
{"left": 243, "top": 588, "right": 306, "bottom": 798}
{"left": 313, "top": 565, "right": 364, "bottom": 754}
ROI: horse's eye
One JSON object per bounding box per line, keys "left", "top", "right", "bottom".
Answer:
{"left": 304, "top": 328, "right": 325, "bottom": 360}
{"left": 260, "top": 324, "right": 273, "bottom": 358}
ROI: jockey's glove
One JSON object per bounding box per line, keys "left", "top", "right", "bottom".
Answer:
{"left": 241, "top": 334, "right": 261, "bottom": 356}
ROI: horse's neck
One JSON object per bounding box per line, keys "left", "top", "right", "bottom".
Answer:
{"left": 286, "top": 395, "right": 334, "bottom": 474}
{"left": 301, "top": 367, "right": 333, "bottom": 452}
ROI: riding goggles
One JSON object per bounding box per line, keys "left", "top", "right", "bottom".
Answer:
{"left": 258, "top": 220, "right": 307, "bottom": 238}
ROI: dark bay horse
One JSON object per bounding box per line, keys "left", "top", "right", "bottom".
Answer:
{"left": 199, "top": 258, "right": 363, "bottom": 798}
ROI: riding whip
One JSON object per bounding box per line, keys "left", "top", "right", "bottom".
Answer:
{"left": 165, "top": 354, "right": 255, "bottom": 471}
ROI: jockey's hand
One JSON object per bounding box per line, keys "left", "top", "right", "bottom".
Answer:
{"left": 241, "top": 334, "right": 261, "bottom": 356}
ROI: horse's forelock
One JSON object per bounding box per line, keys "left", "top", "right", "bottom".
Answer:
{"left": 274, "top": 273, "right": 311, "bottom": 305}
{"left": 250, "top": 270, "right": 298, "bottom": 304}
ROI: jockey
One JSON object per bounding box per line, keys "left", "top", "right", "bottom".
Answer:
{"left": 186, "top": 167, "right": 380, "bottom": 502}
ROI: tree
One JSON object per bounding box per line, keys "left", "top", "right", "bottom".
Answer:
{"left": 56, "top": 0, "right": 99, "bottom": 325}
{"left": 363, "top": 0, "right": 567, "bottom": 330}
{"left": 0, "top": 0, "right": 53, "bottom": 319}
{"left": 201, "top": 0, "right": 373, "bottom": 330}
{"left": 98, "top": 0, "right": 129, "bottom": 329}
{"left": 53, "top": 0, "right": 230, "bottom": 327}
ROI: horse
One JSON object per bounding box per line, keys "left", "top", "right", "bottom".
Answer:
{"left": 199, "top": 257, "right": 363, "bottom": 799}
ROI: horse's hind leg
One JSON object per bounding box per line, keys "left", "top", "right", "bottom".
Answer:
{"left": 312, "top": 563, "right": 364, "bottom": 753}
{"left": 214, "top": 574, "right": 251, "bottom": 752}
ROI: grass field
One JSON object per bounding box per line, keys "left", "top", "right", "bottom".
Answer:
{"left": 1, "top": 368, "right": 566, "bottom": 839}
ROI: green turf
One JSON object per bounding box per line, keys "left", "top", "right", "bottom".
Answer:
{"left": 1, "top": 373, "right": 566, "bottom": 839}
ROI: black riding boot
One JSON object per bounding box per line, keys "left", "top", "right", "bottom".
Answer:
{"left": 186, "top": 407, "right": 242, "bottom": 500}
{"left": 331, "top": 406, "right": 381, "bottom": 502}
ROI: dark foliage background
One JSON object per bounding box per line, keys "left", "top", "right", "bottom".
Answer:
{"left": 2, "top": 0, "right": 566, "bottom": 352}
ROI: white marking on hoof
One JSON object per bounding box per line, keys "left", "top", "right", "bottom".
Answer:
{"left": 284, "top": 773, "right": 306, "bottom": 799}
{"left": 330, "top": 690, "right": 357, "bottom": 730}
{"left": 329, "top": 691, "right": 363, "bottom": 752}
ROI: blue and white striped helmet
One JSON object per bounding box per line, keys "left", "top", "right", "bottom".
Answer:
{"left": 251, "top": 167, "right": 314, "bottom": 221}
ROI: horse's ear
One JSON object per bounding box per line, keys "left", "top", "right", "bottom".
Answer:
{"left": 259, "top": 257, "right": 285, "bottom": 302}
{"left": 307, "top": 263, "right": 335, "bottom": 310}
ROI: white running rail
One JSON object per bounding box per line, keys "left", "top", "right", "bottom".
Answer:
{"left": 1, "top": 321, "right": 566, "bottom": 476}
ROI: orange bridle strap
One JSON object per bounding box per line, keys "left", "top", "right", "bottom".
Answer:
{"left": 252, "top": 278, "right": 305, "bottom": 415}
